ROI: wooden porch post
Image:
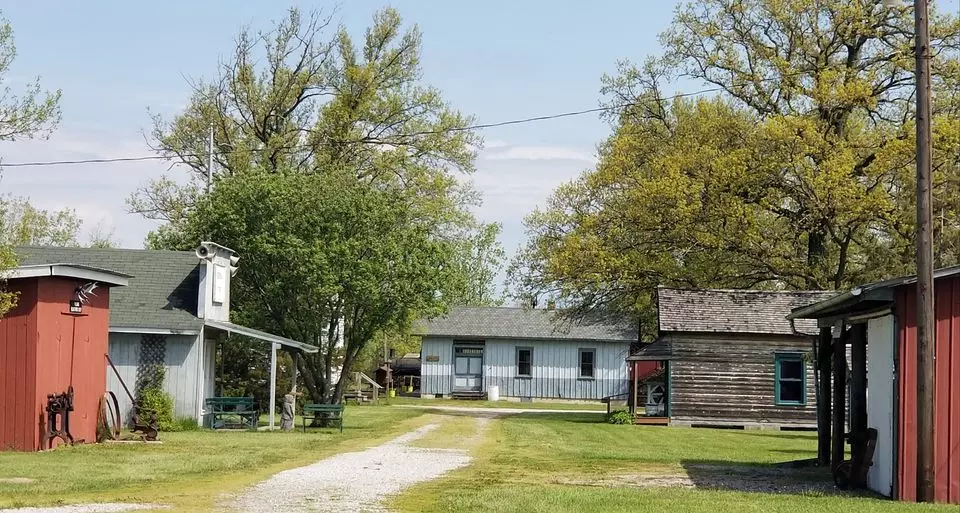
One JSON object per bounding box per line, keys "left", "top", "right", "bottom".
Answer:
{"left": 832, "top": 326, "right": 849, "bottom": 471}
{"left": 817, "top": 327, "right": 832, "bottom": 466}
{"left": 631, "top": 361, "right": 639, "bottom": 416}
{"left": 849, "top": 323, "right": 868, "bottom": 456}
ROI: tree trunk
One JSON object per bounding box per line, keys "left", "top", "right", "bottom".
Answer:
{"left": 807, "top": 228, "right": 827, "bottom": 289}
{"left": 332, "top": 337, "right": 363, "bottom": 405}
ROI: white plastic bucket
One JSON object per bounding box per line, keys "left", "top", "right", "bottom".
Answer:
{"left": 487, "top": 385, "right": 500, "bottom": 402}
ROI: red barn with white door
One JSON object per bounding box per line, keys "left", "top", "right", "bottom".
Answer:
{"left": 0, "top": 264, "right": 127, "bottom": 451}
{"left": 792, "top": 268, "right": 960, "bottom": 503}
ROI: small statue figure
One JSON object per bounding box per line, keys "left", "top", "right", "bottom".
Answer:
{"left": 281, "top": 394, "right": 295, "bottom": 431}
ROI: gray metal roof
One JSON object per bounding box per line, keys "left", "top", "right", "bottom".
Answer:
{"left": 415, "top": 306, "right": 637, "bottom": 342}
{"left": 658, "top": 287, "right": 837, "bottom": 336}
{"left": 17, "top": 246, "right": 202, "bottom": 331}
{"left": 205, "top": 319, "right": 318, "bottom": 353}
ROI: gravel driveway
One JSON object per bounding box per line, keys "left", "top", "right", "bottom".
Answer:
{"left": 231, "top": 423, "right": 471, "bottom": 513}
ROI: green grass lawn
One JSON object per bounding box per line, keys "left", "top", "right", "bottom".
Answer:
{"left": 0, "top": 405, "right": 426, "bottom": 512}
{"left": 383, "top": 396, "right": 609, "bottom": 411}
{"left": 393, "top": 413, "right": 954, "bottom": 513}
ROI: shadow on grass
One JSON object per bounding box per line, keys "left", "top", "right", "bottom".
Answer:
{"left": 678, "top": 458, "right": 842, "bottom": 495}
{"left": 737, "top": 431, "right": 820, "bottom": 441}
{"left": 508, "top": 413, "right": 606, "bottom": 423}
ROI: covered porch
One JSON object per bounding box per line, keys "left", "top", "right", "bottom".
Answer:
{"left": 626, "top": 338, "right": 670, "bottom": 425}
{"left": 203, "top": 319, "right": 319, "bottom": 429}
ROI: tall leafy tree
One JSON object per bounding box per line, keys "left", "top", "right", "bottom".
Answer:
{"left": 133, "top": 8, "right": 489, "bottom": 405}
{"left": 129, "top": 7, "right": 477, "bottom": 248}
{"left": 512, "top": 0, "right": 960, "bottom": 334}
{"left": 446, "top": 222, "right": 506, "bottom": 307}
{"left": 181, "top": 169, "right": 471, "bottom": 404}
{"left": 0, "top": 11, "right": 61, "bottom": 315}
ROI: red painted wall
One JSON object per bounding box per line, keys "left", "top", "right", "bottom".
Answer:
{"left": 0, "top": 276, "right": 111, "bottom": 451}
{"left": 0, "top": 280, "right": 38, "bottom": 451}
{"left": 631, "top": 360, "right": 660, "bottom": 380}
{"left": 896, "top": 277, "right": 960, "bottom": 503}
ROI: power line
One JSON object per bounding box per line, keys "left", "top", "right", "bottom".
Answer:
{"left": 0, "top": 155, "right": 169, "bottom": 167}
{"left": 0, "top": 81, "right": 777, "bottom": 169}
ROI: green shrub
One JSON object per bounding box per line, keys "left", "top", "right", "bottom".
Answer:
{"left": 606, "top": 409, "right": 634, "bottom": 425}
{"left": 138, "top": 387, "right": 177, "bottom": 431}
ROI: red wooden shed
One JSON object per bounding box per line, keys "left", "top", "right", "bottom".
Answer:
{"left": 0, "top": 264, "right": 128, "bottom": 451}
{"left": 791, "top": 267, "right": 960, "bottom": 504}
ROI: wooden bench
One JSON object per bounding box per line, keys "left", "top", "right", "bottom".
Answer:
{"left": 302, "top": 403, "right": 344, "bottom": 433}
{"left": 205, "top": 397, "right": 258, "bottom": 430}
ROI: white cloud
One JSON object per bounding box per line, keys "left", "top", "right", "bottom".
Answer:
{"left": 483, "top": 144, "right": 596, "bottom": 163}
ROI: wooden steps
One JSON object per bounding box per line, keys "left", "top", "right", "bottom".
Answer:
{"left": 451, "top": 391, "right": 486, "bottom": 400}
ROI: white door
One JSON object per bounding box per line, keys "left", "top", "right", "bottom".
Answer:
{"left": 866, "top": 315, "right": 895, "bottom": 497}
{"left": 453, "top": 345, "right": 483, "bottom": 392}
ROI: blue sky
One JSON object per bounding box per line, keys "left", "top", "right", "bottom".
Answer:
{"left": 0, "top": 1, "right": 679, "bottom": 271}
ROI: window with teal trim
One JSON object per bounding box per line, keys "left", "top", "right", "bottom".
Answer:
{"left": 775, "top": 354, "right": 805, "bottom": 406}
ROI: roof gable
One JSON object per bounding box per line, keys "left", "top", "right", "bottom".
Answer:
{"left": 657, "top": 287, "right": 837, "bottom": 336}
{"left": 17, "top": 246, "right": 201, "bottom": 331}
{"left": 415, "top": 306, "right": 637, "bottom": 342}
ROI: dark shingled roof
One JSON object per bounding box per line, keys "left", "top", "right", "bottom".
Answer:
{"left": 17, "top": 246, "right": 201, "bottom": 331}
{"left": 415, "top": 306, "right": 637, "bottom": 342}
{"left": 657, "top": 287, "right": 837, "bottom": 336}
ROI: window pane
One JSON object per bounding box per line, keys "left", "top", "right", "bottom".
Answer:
{"left": 779, "top": 358, "right": 803, "bottom": 380}
{"left": 581, "top": 363, "right": 594, "bottom": 377}
{"left": 518, "top": 362, "right": 531, "bottom": 376}
{"left": 518, "top": 349, "right": 531, "bottom": 364}
{"left": 779, "top": 381, "right": 804, "bottom": 403}
{"left": 580, "top": 350, "right": 595, "bottom": 377}
{"left": 517, "top": 349, "right": 532, "bottom": 376}
{"left": 468, "top": 357, "right": 482, "bottom": 375}
{"left": 455, "top": 357, "right": 468, "bottom": 374}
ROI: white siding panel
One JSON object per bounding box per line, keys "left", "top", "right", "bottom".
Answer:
{"left": 867, "top": 315, "right": 896, "bottom": 497}
{"left": 420, "top": 337, "right": 453, "bottom": 395}
{"left": 105, "top": 333, "right": 203, "bottom": 422}
{"left": 164, "top": 335, "right": 202, "bottom": 419}
{"left": 106, "top": 333, "right": 141, "bottom": 423}
{"left": 420, "top": 336, "right": 629, "bottom": 399}
{"left": 203, "top": 338, "right": 217, "bottom": 401}
{"left": 483, "top": 339, "right": 629, "bottom": 400}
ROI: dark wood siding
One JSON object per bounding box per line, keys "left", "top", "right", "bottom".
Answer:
{"left": 664, "top": 332, "right": 817, "bottom": 427}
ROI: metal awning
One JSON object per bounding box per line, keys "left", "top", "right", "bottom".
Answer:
{"left": 204, "top": 319, "right": 318, "bottom": 353}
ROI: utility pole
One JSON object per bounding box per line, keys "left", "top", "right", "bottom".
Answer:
{"left": 913, "top": 0, "right": 936, "bottom": 502}
{"left": 206, "top": 124, "right": 214, "bottom": 194}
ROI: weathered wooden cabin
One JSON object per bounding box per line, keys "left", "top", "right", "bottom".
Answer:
{"left": 627, "top": 287, "right": 835, "bottom": 428}
{"left": 416, "top": 306, "right": 635, "bottom": 401}
{"left": 789, "top": 267, "right": 960, "bottom": 503}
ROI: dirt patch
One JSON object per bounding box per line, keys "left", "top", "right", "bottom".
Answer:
{"left": 0, "top": 478, "right": 35, "bottom": 485}
{"left": 556, "top": 464, "right": 839, "bottom": 495}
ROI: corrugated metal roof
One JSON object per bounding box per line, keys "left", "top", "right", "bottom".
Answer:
{"left": 415, "top": 306, "right": 637, "bottom": 342}
{"left": 658, "top": 287, "right": 837, "bottom": 336}
{"left": 17, "top": 246, "right": 202, "bottom": 331}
